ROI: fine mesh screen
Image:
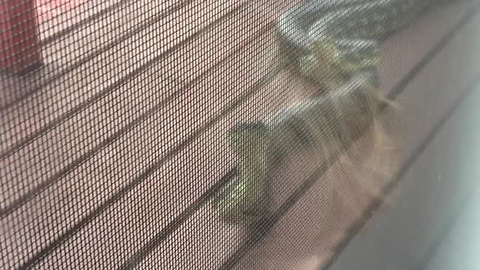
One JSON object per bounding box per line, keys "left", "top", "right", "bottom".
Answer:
{"left": 1, "top": 0, "right": 479, "bottom": 269}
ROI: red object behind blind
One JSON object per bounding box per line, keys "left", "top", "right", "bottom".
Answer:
{"left": 0, "top": 0, "right": 43, "bottom": 74}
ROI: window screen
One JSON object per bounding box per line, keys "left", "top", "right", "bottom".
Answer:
{"left": 1, "top": 0, "right": 479, "bottom": 269}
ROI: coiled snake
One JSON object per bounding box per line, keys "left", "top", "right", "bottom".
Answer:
{"left": 212, "top": 0, "right": 455, "bottom": 224}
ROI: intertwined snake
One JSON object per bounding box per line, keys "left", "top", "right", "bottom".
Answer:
{"left": 213, "top": 0, "right": 456, "bottom": 224}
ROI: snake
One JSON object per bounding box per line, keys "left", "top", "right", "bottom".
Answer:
{"left": 212, "top": 0, "right": 457, "bottom": 224}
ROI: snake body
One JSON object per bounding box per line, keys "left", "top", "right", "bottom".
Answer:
{"left": 213, "top": 0, "right": 455, "bottom": 223}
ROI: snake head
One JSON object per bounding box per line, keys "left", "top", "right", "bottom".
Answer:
{"left": 211, "top": 122, "right": 271, "bottom": 224}
{"left": 229, "top": 122, "right": 270, "bottom": 153}
{"left": 211, "top": 174, "right": 270, "bottom": 224}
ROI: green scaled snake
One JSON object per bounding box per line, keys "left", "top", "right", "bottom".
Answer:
{"left": 212, "top": 0, "right": 458, "bottom": 224}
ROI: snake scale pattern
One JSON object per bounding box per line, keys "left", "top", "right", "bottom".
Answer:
{"left": 212, "top": 0, "right": 457, "bottom": 224}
